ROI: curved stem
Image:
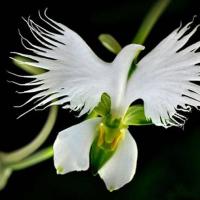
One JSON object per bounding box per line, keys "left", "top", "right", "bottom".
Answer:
{"left": 132, "top": 0, "right": 171, "bottom": 45}
{"left": 7, "top": 146, "right": 53, "bottom": 171}
{"left": 2, "top": 106, "right": 58, "bottom": 164}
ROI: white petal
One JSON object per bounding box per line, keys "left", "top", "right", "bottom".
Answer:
{"left": 13, "top": 11, "right": 145, "bottom": 117}
{"left": 111, "top": 44, "right": 145, "bottom": 112}
{"left": 125, "top": 20, "right": 200, "bottom": 127}
{"left": 98, "top": 130, "right": 138, "bottom": 191}
{"left": 13, "top": 12, "right": 113, "bottom": 116}
{"left": 53, "top": 118, "right": 101, "bottom": 174}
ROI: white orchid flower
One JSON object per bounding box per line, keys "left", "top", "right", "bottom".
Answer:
{"left": 12, "top": 11, "right": 200, "bottom": 191}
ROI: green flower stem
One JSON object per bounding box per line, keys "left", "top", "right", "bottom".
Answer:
{"left": 133, "top": 0, "right": 171, "bottom": 45}
{"left": 1, "top": 106, "right": 58, "bottom": 164}
{"left": 128, "top": 0, "right": 171, "bottom": 78}
{"left": 7, "top": 146, "right": 53, "bottom": 171}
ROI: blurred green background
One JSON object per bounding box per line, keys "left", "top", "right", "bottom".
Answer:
{"left": 0, "top": 0, "right": 200, "bottom": 199}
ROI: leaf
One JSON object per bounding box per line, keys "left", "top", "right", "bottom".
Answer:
{"left": 98, "top": 34, "right": 122, "bottom": 54}
{"left": 93, "top": 93, "right": 111, "bottom": 117}
{"left": 123, "top": 105, "right": 152, "bottom": 126}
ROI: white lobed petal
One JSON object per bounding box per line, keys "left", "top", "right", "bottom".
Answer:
{"left": 53, "top": 118, "right": 101, "bottom": 174}
{"left": 125, "top": 20, "right": 200, "bottom": 127}
{"left": 98, "top": 130, "right": 138, "bottom": 191}
{"left": 13, "top": 11, "right": 113, "bottom": 117}
{"left": 13, "top": 11, "right": 144, "bottom": 117}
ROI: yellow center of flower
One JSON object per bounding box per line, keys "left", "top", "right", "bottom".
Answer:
{"left": 90, "top": 120, "right": 126, "bottom": 173}
{"left": 97, "top": 123, "right": 125, "bottom": 151}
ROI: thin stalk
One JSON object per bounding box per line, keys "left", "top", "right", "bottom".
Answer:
{"left": 7, "top": 146, "right": 53, "bottom": 171}
{"left": 2, "top": 106, "right": 58, "bottom": 164}
{"left": 129, "top": 0, "right": 171, "bottom": 78}
{"left": 133, "top": 0, "right": 171, "bottom": 45}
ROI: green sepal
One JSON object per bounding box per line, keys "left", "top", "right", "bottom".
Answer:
{"left": 98, "top": 34, "right": 122, "bottom": 54}
{"left": 90, "top": 137, "right": 115, "bottom": 175}
{"left": 86, "top": 109, "right": 98, "bottom": 120}
{"left": 123, "top": 105, "right": 152, "bottom": 126}
{"left": 93, "top": 93, "right": 111, "bottom": 117}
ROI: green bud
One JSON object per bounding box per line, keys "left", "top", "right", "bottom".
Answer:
{"left": 98, "top": 34, "right": 122, "bottom": 54}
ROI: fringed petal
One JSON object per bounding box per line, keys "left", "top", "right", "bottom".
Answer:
{"left": 13, "top": 10, "right": 114, "bottom": 117}
{"left": 12, "top": 10, "right": 145, "bottom": 117}
{"left": 125, "top": 20, "right": 200, "bottom": 127}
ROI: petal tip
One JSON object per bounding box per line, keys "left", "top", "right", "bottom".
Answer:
{"left": 108, "top": 186, "right": 114, "bottom": 192}
{"left": 56, "top": 166, "right": 64, "bottom": 174}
